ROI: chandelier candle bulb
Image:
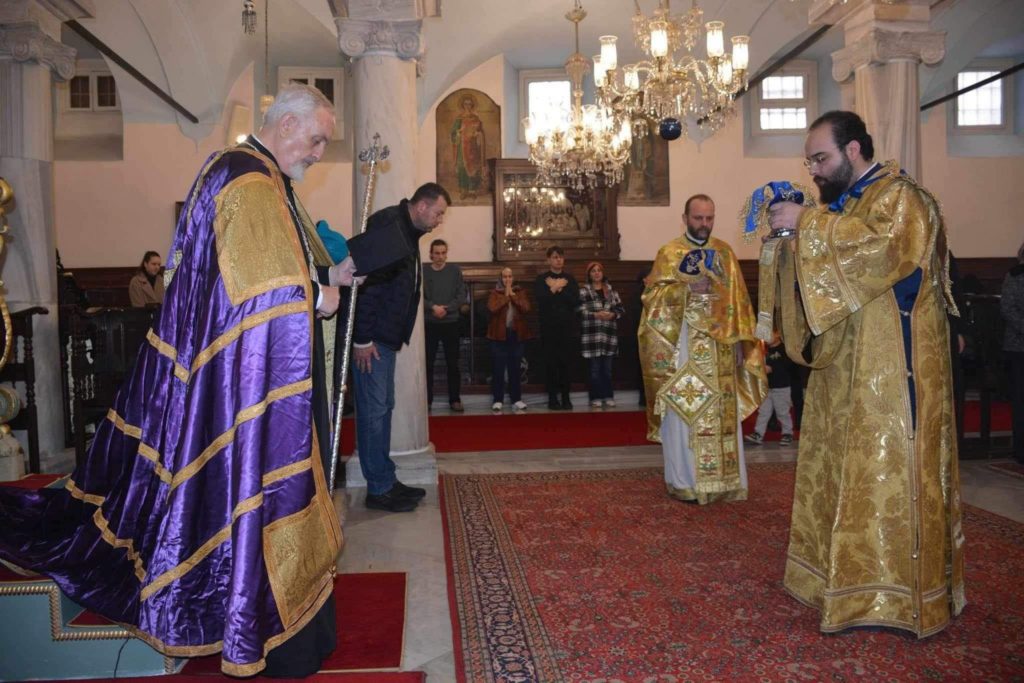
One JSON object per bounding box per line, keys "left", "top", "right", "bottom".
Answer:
{"left": 650, "top": 21, "right": 669, "bottom": 58}
{"left": 705, "top": 21, "right": 724, "bottom": 58}
{"left": 600, "top": 36, "right": 618, "bottom": 71}
{"left": 624, "top": 67, "right": 640, "bottom": 91}
{"left": 718, "top": 59, "right": 733, "bottom": 85}
{"left": 731, "top": 36, "right": 749, "bottom": 71}
{"left": 593, "top": 56, "right": 607, "bottom": 86}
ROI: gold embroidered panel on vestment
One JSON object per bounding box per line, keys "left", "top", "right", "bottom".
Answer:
{"left": 263, "top": 501, "right": 338, "bottom": 628}
{"left": 213, "top": 173, "right": 307, "bottom": 306}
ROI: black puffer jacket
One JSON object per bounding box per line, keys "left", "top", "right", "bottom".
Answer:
{"left": 353, "top": 200, "right": 427, "bottom": 350}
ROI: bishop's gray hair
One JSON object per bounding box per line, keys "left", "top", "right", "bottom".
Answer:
{"left": 262, "top": 83, "right": 334, "bottom": 127}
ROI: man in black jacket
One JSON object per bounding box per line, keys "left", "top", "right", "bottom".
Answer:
{"left": 352, "top": 182, "right": 450, "bottom": 512}
{"left": 535, "top": 245, "right": 580, "bottom": 410}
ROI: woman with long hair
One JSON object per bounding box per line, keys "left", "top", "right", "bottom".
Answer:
{"left": 578, "top": 261, "right": 624, "bottom": 408}
{"left": 128, "top": 250, "right": 164, "bottom": 307}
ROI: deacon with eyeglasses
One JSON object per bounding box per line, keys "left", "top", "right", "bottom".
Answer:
{"left": 767, "top": 110, "right": 965, "bottom": 638}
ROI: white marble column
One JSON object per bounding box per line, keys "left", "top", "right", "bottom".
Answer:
{"left": 0, "top": 0, "right": 93, "bottom": 472}
{"left": 338, "top": 3, "right": 436, "bottom": 487}
{"left": 811, "top": 0, "right": 945, "bottom": 180}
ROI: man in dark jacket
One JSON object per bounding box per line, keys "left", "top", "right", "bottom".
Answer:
{"left": 352, "top": 182, "right": 450, "bottom": 512}
{"left": 534, "top": 245, "right": 580, "bottom": 410}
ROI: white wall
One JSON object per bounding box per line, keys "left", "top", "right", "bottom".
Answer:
{"left": 56, "top": 54, "right": 1023, "bottom": 268}
{"left": 921, "top": 105, "right": 1022, "bottom": 258}
{"left": 56, "top": 62, "right": 354, "bottom": 267}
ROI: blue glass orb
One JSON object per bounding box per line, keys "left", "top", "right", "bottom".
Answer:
{"left": 659, "top": 117, "right": 682, "bottom": 141}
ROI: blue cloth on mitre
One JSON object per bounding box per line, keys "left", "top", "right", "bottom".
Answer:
{"left": 742, "top": 181, "right": 809, "bottom": 238}
{"left": 315, "top": 219, "right": 349, "bottom": 264}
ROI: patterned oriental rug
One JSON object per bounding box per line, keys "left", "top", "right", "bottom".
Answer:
{"left": 441, "top": 464, "right": 1024, "bottom": 682}
{"left": 988, "top": 460, "right": 1024, "bottom": 479}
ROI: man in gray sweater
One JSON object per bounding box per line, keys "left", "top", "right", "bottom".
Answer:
{"left": 424, "top": 238, "right": 467, "bottom": 411}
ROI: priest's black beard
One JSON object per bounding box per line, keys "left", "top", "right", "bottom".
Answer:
{"left": 815, "top": 154, "right": 855, "bottom": 204}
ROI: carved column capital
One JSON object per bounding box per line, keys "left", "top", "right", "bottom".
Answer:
{"left": 337, "top": 17, "right": 425, "bottom": 63}
{"left": 0, "top": 22, "right": 76, "bottom": 81}
{"left": 831, "top": 28, "right": 945, "bottom": 83}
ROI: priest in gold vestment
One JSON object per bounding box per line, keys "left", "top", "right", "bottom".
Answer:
{"left": 767, "top": 111, "right": 965, "bottom": 637}
{"left": 639, "top": 195, "right": 767, "bottom": 504}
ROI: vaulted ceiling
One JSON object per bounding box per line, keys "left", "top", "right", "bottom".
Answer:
{"left": 66, "top": 0, "right": 1023, "bottom": 139}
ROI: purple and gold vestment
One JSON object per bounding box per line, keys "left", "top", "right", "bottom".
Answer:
{"left": 0, "top": 147, "right": 341, "bottom": 675}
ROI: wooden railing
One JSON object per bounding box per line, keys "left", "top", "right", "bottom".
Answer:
{"left": 0, "top": 307, "right": 48, "bottom": 472}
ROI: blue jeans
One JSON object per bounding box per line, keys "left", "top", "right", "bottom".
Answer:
{"left": 352, "top": 344, "right": 397, "bottom": 495}
{"left": 490, "top": 331, "right": 524, "bottom": 403}
{"left": 588, "top": 355, "right": 614, "bottom": 400}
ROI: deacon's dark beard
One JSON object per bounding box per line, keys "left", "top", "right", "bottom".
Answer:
{"left": 814, "top": 153, "right": 854, "bottom": 204}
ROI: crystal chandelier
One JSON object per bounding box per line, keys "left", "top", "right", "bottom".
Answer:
{"left": 523, "top": 1, "right": 633, "bottom": 190}
{"left": 500, "top": 185, "right": 570, "bottom": 252}
{"left": 593, "top": 0, "right": 750, "bottom": 142}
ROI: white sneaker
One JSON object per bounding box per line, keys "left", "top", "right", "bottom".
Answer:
{"left": 604, "top": 399, "right": 616, "bottom": 408}
{"left": 591, "top": 400, "right": 603, "bottom": 408}
{"left": 491, "top": 402, "right": 502, "bottom": 412}
{"left": 513, "top": 400, "right": 528, "bottom": 411}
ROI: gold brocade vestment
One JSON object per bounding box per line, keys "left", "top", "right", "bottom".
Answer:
{"left": 639, "top": 235, "right": 767, "bottom": 504}
{"left": 777, "top": 161, "right": 966, "bottom": 637}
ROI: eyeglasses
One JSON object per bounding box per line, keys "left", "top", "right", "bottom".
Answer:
{"left": 802, "top": 152, "right": 827, "bottom": 169}
{"left": 803, "top": 151, "right": 831, "bottom": 170}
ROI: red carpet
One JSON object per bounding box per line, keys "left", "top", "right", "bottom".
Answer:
{"left": 430, "top": 411, "right": 651, "bottom": 452}
{"left": 0, "top": 473, "right": 65, "bottom": 488}
{"left": 336, "top": 400, "right": 1011, "bottom": 454}
{"left": 341, "top": 410, "right": 650, "bottom": 454}
{"left": 181, "top": 572, "right": 406, "bottom": 673}
{"left": 442, "top": 465, "right": 1024, "bottom": 682}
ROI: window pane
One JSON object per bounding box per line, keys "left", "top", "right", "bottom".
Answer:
{"left": 761, "top": 75, "right": 804, "bottom": 100}
{"left": 314, "top": 78, "right": 335, "bottom": 104}
{"left": 70, "top": 76, "right": 90, "bottom": 109}
{"left": 290, "top": 78, "right": 309, "bottom": 85}
{"left": 760, "top": 107, "right": 807, "bottom": 130}
{"left": 528, "top": 80, "right": 572, "bottom": 121}
{"left": 957, "top": 71, "right": 1002, "bottom": 126}
{"left": 96, "top": 75, "right": 117, "bottom": 107}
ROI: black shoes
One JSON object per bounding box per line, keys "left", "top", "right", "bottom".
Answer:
{"left": 390, "top": 481, "right": 426, "bottom": 500}
{"left": 365, "top": 490, "right": 417, "bottom": 512}
{"left": 548, "top": 394, "right": 574, "bottom": 410}
{"left": 364, "top": 481, "right": 426, "bottom": 513}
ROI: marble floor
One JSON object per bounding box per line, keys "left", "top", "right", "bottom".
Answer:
{"left": 336, "top": 392, "right": 1024, "bottom": 682}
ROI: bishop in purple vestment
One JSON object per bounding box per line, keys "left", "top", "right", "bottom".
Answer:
{"left": 0, "top": 84, "right": 373, "bottom": 676}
